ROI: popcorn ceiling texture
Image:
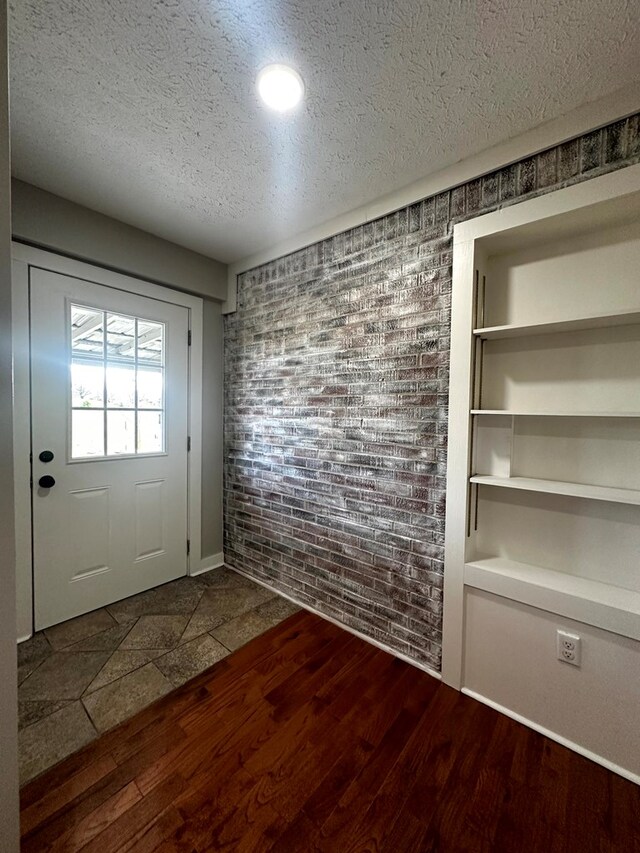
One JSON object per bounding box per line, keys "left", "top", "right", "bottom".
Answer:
{"left": 224, "top": 115, "right": 640, "bottom": 671}
{"left": 8, "top": 0, "right": 640, "bottom": 262}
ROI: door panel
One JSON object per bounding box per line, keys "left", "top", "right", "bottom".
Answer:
{"left": 134, "top": 479, "right": 165, "bottom": 560}
{"left": 30, "top": 268, "right": 189, "bottom": 629}
{"left": 69, "top": 487, "right": 110, "bottom": 580}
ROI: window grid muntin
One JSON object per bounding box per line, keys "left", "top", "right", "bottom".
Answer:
{"left": 70, "top": 304, "right": 165, "bottom": 459}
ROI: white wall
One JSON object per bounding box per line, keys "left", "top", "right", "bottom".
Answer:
{"left": 201, "top": 299, "right": 224, "bottom": 559}
{"left": 0, "top": 0, "right": 20, "bottom": 847}
{"left": 464, "top": 589, "right": 640, "bottom": 781}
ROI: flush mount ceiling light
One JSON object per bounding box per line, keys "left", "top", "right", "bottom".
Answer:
{"left": 257, "top": 64, "right": 304, "bottom": 112}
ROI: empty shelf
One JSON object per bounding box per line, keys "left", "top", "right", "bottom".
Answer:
{"left": 470, "top": 410, "right": 640, "bottom": 418}
{"left": 465, "top": 557, "right": 640, "bottom": 641}
{"left": 474, "top": 309, "right": 640, "bottom": 340}
{"left": 470, "top": 475, "right": 640, "bottom": 506}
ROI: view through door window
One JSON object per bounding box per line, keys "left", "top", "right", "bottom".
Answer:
{"left": 70, "top": 304, "right": 165, "bottom": 459}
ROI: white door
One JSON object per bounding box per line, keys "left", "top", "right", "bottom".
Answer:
{"left": 30, "top": 268, "right": 190, "bottom": 629}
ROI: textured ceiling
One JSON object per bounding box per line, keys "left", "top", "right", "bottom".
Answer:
{"left": 8, "top": 0, "right": 640, "bottom": 263}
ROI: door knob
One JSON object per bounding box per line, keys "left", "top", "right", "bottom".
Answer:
{"left": 39, "top": 450, "right": 54, "bottom": 463}
{"left": 39, "top": 475, "right": 56, "bottom": 489}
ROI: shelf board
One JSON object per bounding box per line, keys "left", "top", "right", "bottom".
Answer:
{"left": 471, "top": 410, "right": 640, "bottom": 418}
{"left": 465, "top": 557, "right": 640, "bottom": 641}
{"left": 474, "top": 309, "right": 640, "bottom": 340}
{"left": 470, "top": 475, "right": 640, "bottom": 506}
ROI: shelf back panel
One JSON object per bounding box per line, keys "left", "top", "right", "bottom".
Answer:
{"left": 474, "top": 488, "right": 640, "bottom": 593}
{"left": 484, "top": 220, "right": 640, "bottom": 328}
{"left": 481, "top": 325, "right": 640, "bottom": 412}
{"left": 474, "top": 416, "right": 512, "bottom": 477}
{"left": 511, "top": 417, "right": 640, "bottom": 490}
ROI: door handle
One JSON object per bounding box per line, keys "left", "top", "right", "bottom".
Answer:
{"left": 39, "top": 475, "right": 56, "bottom": 489}
{"left": 39, "top": 450, "right": 54, "bottom": 463}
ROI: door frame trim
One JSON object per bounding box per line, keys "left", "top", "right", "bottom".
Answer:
{"left": 12, "top": 242, "right": 205, "bottom": 640}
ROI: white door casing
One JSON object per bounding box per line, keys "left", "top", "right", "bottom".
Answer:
{"left": 30, "top": 268, "right": 189, "bottom": 629}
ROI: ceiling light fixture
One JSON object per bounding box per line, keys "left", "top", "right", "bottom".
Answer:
{"left": 257, "top": 64, "right": 304, "bottom": 112}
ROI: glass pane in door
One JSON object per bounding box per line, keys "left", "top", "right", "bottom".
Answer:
{"left": 72, "top": 409, "right": 105, "bottom": 457}
{"left": 106, "top": 363, "right": 136, "bottom": 408}
{"left": 71, "top": 360, "right": 104, "bottom": 408}
{"left": 137, "top": 367, "right": 163, "bottom": 409}
{"left": 70, "top": 304, "right": 166, "bottom": 459}
{"left": 107, "top": 410, "right": 136, "bottom": 455}
{"left": 138, "top": 411, "right": 164, "bottom": 453}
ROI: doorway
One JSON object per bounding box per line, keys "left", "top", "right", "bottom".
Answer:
{"left": 12, "top": 246, "right": 205, "bottom": 638}
{"left": 30, "top": 268, "right": 190, "bottom": 629}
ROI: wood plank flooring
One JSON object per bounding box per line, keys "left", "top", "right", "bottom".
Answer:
{"left": 20, "top": 611, "right": 640, "bottom": 852}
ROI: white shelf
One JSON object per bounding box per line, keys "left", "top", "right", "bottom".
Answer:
{"left": 471, "top": 410, "right": 640, "bottom": 418}
{"left": 465, "top": 557, "right": 640, "bottom": 642}
{"left": 470, "top": 475, "right": 640, "bottom": 506}
{"left": 473, "top": 309, "right": 640, "bottom": 340}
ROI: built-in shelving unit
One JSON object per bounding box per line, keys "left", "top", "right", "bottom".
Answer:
{"left": 442, "top": 165, "right": 640, "bottom": 782}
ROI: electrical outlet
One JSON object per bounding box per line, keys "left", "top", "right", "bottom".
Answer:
{"left": 557, "top": 630, "right": 581, "bottom": 667}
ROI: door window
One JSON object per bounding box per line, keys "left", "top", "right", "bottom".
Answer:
{"left": 70, "top": 304, "right": 165, "bottom": 459}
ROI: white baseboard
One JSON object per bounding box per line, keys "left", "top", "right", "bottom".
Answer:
{"left": 17, "top": 633, "right": 32, "bottom": 645}
{"left": 462, "top": 688, "right": 640, "bottom": 786}
{"left": 190, "top": 551, "right": 225, "bottom": 577}
{"left": 228, "top": 563, "right": 442, "bottom": 681}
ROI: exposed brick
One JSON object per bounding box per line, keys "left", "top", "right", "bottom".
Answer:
{"left": 537, "top": 148, "right": 557, "bottom": 188}
{"left": 422, "top": 196, "right": 435, "bottom": 227}
{"left": 435, "top": 192, "right": 450, "bottom": 224}
{"left": 408, "top": 202, "right": 421, "bottom": 233}
{"left": 466, "top": 178, "right": 482, "bottom": 215}
{"left": 224, "top": 113, "right": 640, "bottom": 675}
{"left": 450, "top": 185, "right": 466, "bottom": 218}
{"left": 629, "top": 115, "right": 640, "bottom": 157}
{"left": 581, "top": 129, "right": 602, "bottom": 172}
{"left": 498, "top": 164, "right": 517, "bottom": 201}
{"left": 518, "top": 157, "right": 536, "bottom": 194}
{"left": 481, "top": 171, "right": 499, "bottom": 208}
{"left": 558, "top": 139, "right": 579, "bottom": 182}
{"left": 604, "top": 119, "right": 627, "bottom": 163}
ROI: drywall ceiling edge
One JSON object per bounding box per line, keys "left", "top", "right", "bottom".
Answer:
{"left": 222, "top": 81, "right": 640, "bottom": 314}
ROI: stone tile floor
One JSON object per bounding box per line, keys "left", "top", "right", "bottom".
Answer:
{"left": 17, "top": 566, "right": 299, "bottom": 784}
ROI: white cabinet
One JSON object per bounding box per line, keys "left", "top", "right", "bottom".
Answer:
{"left": 442, "top": 164, "right": 640, "bottom": 782}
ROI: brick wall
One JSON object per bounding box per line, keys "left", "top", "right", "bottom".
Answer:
{"left": 224, "top": 114, "right": 640, "bottom": 672}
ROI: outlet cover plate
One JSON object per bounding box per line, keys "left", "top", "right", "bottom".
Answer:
{"left": 557, "top": 629, "right": 581, "bottom": 667}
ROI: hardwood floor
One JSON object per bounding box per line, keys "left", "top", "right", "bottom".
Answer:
{"left": 20, "top": 611, "right": 639, "bottom": 852}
